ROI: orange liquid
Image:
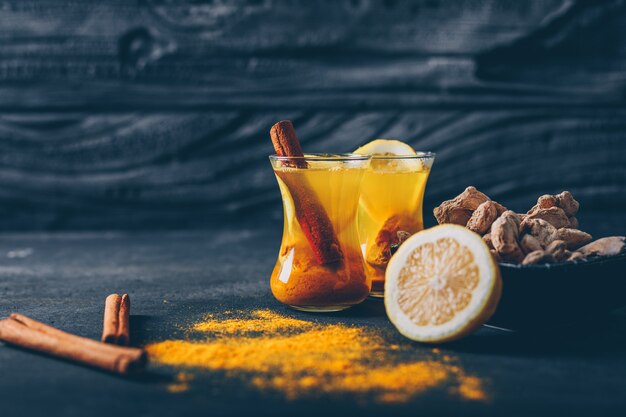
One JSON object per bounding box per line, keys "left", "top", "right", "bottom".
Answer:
{"left": 270, "top": 159, "right": 370, "bottom": 310}
{"left": 358, "top": 158, "right": 431, "bottom": 295}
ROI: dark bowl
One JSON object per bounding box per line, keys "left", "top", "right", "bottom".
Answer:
{"left": 487, "top": 253, "right": 626, "bottom": 331}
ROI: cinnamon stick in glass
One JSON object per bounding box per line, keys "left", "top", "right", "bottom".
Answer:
{"left": 270, "top": 120, "right": 343, "bottom": 264}
{"left": 0, "top": 314, "right": 145, "bottom": 374}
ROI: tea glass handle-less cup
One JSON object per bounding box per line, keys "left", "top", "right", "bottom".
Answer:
{"left": 269, "top": 154, "right": 372, "bottom": 312}
{"left": 358, "top": 153, "right": 435, "bottom": 297}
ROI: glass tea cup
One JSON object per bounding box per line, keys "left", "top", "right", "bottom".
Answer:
{"left": 269, "top": 154, "right": 372, "bottom": 312}
{"left": 358, "top": 152, "right": 435, "bottom": 297}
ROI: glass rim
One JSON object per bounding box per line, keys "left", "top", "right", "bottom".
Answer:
{"left": 269, "top": 153, "right": 372, "bottom": 162}
{"left": 370, "top": 151, "right": 436, "bottom": 160}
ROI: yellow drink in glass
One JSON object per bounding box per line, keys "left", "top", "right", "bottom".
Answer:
{"left": 269, "top": 154, "right": 372, "bottom": 311}
{"left": 358, "top": 153, "right": 435, "bottom": 297}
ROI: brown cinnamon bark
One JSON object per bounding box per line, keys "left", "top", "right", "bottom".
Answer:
{"left": 102, "top": 293, "right": 131, "bottom": 345}
{"left": 0, "top": 314, "right": 145, "bottom": 374}
{"left": 270, "top": 120, "right": 306, "bottom": 168}
{"left": 117, "top": 294, "right": 131, "bottom": 346}
{"left": 102, "top": 294, "right": 121, "bottom": 344}
{"left": 270, "top": 120, "right": 343, "bottom": 264}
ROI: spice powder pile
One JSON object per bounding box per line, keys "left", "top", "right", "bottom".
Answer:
{"left": 146, "top": 310, "right": 487, "bottom": 403}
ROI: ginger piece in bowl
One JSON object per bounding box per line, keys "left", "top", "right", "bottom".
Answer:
{"left": 433, "top": 187, "right": 625, "bottom": 266}
{"left": 433, "top": 186, "right": 490, "bottom": 226}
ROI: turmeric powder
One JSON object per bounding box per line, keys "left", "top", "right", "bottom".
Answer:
{"left": 166, "top": 372, "right": 194, "bottom": 393}
{"left": 147, "top": 310, "right": 488, "bottom": 403}
{"left": 270, "top": 245, "right": 369, "bottom": 308}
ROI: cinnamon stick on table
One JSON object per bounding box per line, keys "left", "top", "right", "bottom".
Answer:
{"left": 0, "top": 313, "right": 145, "bottom": 374}
{"left": 102, "top": 293, "right": 131, "bottom": 345}
{"left": 270, "top": 120, "right": 343, "bottom": 264}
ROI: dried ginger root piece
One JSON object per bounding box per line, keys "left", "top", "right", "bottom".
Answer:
{"left": 506, "top": 211, "right": 523, "bottom": 228}
{"left": 522, "top": 250, "right": 553, "bottom": 265}
{"left": 527, "top": 195, "right": 554, "bottom": 214}
{"left": 466, "top": 200, "right": 498, "bottom": 235}
{"left": 527, "top": 191, "right": 579, "bottom": 215}
{"left": 578, "top": 237, "right": 626, "bottom": 258}
{"left": 568, "top": 251, "right": 584, "bottom": 262}
{"left": 433, "top": 186, "right": 490, "bottom": 226}
{"left": 366, "top": 246, "right": 388, "bottom": 268}
{"left": 545, "top": 240, "right": 568, "bottom": 262}
{"left": 537, "top": 195, "right": 557, "bottom": 209}
{"left": 520, "top": 218, "right": 558, "bottom": 248}
{"left": 556, "top": 228, "right": 592, "bottom": 250}
{"left": 432, "top": 188, "right": 597, "bottom": 265}
{"left": 492, "top": 201, "right": 508, "bottom": 216}
{"left": 389, "top": 231, "right": 413, "bottom": 256}
{"left": 482, "top": 233, "right": 494, "bottom": 249}
{"left": 526, "top": 191, "right": 579, "bottom": 229}
{"left": 525, "top": 206, "right": 571, "bottom": 229}
{"left": 491, "top": 211, "right": 524, "bottom": 263}
{"left": 556, "top": 191, "right": 580, "bottom": 217}
{"left": 490, "top": 249, "right": 501, "bottom": 263}
{"left": 366, "top": 215, "right": 417, "bottom": 267}
{"left": 520, "top": 234, "right": 542, "bottom": 254}
{"left": 396, "top": 231, "right": 412, "bottom": 245}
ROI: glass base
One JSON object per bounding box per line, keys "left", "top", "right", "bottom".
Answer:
{"left": 288, "top": 304, "right": 353, "bottom": 313}
{"left": 369, "top": 291, "right": 384, "bottom": 298}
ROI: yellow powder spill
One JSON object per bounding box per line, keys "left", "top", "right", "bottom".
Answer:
{"left": 192, "top": 310, "right": 314, "bottom": 334}
{"left": 457, "top": 376, "right": 486, "bottom": 401}
{"left": 147, "top": 309, "right": 488, "bottom": 403}
{"left": 166, "top": 372, "right": 194, "bottom": 394}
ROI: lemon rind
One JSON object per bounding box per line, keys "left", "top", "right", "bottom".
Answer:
{"left": 354, "top": 139, "right": 417, "bottom": 156}
{"left": 384, "top": 224, "right": 502, "bottom": 343}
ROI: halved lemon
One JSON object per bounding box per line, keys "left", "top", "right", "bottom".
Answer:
{"left": 385, "top": 224, "right": 502, "bottom": 343}
{"left": 354, "top": 139, "right": 417, "bottom": 156}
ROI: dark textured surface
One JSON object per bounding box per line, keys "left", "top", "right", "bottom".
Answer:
{"left": 1, "top": 230, "right": 626, "bottom": 416}
{"left": 0, "top": 0, "right": 625, "bottom": 231}
{"left": 2, "top": 2, "right": 625, "bottom": 415}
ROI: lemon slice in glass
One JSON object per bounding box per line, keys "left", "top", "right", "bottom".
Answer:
{"left": 354, "top": 139, "right": 417, "bottom": 156}
{"left": 354, "top": 139, "right": 423, "bottom": 172}
{"left": 385, "top": 224, "right": 502, "bottom": 343}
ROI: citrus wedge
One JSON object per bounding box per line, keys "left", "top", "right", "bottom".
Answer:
{"left": 385, "top": 224, "right": 501, "bottom": 343}
{"left": 354, "top": 139, "right": 417, "bottom": 156}
{"left": 354, "top": 139, "right": 423, "bottom": 172}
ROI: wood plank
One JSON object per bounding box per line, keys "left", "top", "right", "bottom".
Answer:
{"left": 0, "top": 0, "right": 624, "bottom": 232}
{"left": 2, "top": 0, "right": 625, "bottom": 110}
{"left": 0, "top": 110, "right": 624, "bottom": 234}
{"left": 0, "top": 1, "right": 564, "bottom": 53}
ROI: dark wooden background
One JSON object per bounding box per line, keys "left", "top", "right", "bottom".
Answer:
{"left": 1, "top": 0, "right": 625, "bottom": 234}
